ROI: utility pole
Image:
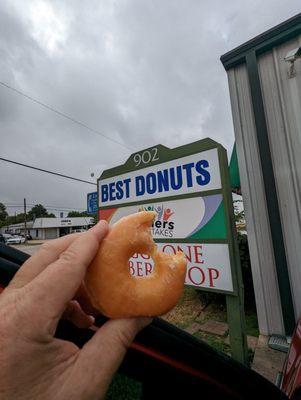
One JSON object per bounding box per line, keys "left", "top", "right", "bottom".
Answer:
{"left": 24, "top": 198, "right": 27, "bottom": 243}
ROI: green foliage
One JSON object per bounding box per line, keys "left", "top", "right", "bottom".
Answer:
{"left": 197, "top": 291, "right": 225, "bottom": 309}
{"left": 238, "top": 233, "right": 256, "bottom": 312}
{"left": 245, "top": 313, "right": 259, "bottom": 337}
{"left": 27, "top": 204, "right": 49, "bottom": 220}
{"left": 194, "top": 331, "right": 230, "bottom": 354}
{"left": 0, "top": 212, "right": 26, "bottom": 227}
{"left": 105, "top": 374, "right": 142, "bottom": 399}
{"left": 47, "top": 213, "right": 56, "bottom": 218}
{"left": 67, "top": 211, "right": 93, "bottom": 217}
{"left": 197, "top": 233, "right": 256, "bottom": 312}
{"left": 0, "top": 203, "right": 8, "bottom": 221}
{"left": 0, "top": 203, "right": 56, "bottom": 227}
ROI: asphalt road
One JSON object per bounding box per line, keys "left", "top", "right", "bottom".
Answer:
{"left": 12, "top": 244, "right": 42, "bottom": 256}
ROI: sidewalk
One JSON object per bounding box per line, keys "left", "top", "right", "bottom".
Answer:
{"left": 27, "top": 240, "right": 46, "bottom": 245}
{"left": 251, "top": 335, "right": 286, "bottom": 383}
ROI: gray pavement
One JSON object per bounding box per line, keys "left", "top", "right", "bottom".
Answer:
{"left": 11, "top": 243, "right": 42, "bottom": 256}
{"left": 252, "top": 335, "right": 286, "bottom": 383}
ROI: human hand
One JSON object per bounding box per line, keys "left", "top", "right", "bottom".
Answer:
{"left": 0, "top": 221, "right": 150, "bottom": 400}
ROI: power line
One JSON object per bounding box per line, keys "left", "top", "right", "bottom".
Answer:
{"left": 5, "top": 203, "right": 85, "bottom": 209}
{"left": 0, "top": 157, "right": 97, "bottom": 186}
{"left": 5, "top": 202, "right": 85, "bottom": 208}
{"left": 4, "top": 205, "right": 86, "bottom": 211}
{"left": 0, "top": 81, "right": 132, "bottom": 151}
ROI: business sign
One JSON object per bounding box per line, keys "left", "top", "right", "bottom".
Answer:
{"left": 87, "top": 192, "right": 98, "bottom": 214}
{"left": 128, "top": 243, "right": 233, "bottom": 292}
{"left": 99, "top": 148, "right": 221, "bottom": 206}
{"left": 98, "top": 140, "right": 234, "bottom": 294}
{"left": 98, "top": 138, "right": 248, "bottom": 364}
{"left": 60, "top": 219, "right": 73, "bottom": 226}
{"left": 100, "top": 195, "right": 226, "bottom": 240}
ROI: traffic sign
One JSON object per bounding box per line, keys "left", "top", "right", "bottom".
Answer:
{"left": 87, "top": 192, "right": 98, "bottom": 214}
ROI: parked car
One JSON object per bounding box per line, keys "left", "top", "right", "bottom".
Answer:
{"left": 0, "top": 234, "right": 5, "bottom": 244}
{"left": 6, "top": 236, "right": 25, "bottom": 245}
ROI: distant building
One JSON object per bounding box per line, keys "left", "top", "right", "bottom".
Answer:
{"left": 0, "top": 217, "right": 94, "bottom": 240}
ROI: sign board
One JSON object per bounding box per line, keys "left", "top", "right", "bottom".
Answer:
{"left": 129, "top": 243, "right": 232, "bottom": 291}
{"left": 60, "top": 219, "right": 72, "bottom": 226}
{"left": 97, "top": 138, "right": 248, "bottom": 364}
{"left": 99, "top": 142, "right": 233, "bottom": 294}
{"left": 87, "top": 192, "right": 98, "bottom": 214}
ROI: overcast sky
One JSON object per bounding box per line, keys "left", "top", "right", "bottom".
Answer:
{"left": 1, "top": 0, "right": 300, "bottom": 216}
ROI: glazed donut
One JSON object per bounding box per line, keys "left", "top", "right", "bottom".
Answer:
{"left": 84, "top": 211, "right": 187, "bottom": 318}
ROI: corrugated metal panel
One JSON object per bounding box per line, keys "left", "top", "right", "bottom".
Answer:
{"left": 32, "top": 217, "right": 94, "bottom": 228}
{"left": 227, "top": 65, "right": 284, "bottom": 335}
{"left": 44, "top": 228, "right": 58, "bottom": 240}
{"left": 257, "top": 35, "right": 301, "bottom": 319}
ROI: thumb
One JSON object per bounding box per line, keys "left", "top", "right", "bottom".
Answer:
{"left": 74, "top": 318, "right": 151, "bottom": 395}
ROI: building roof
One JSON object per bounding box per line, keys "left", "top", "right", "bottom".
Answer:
{"left": 2, "top": 217, "right": 94, "bottom": 230}
{"left": 32, "top": 217, "right": 94, "bottom": 229}
{"left": 1, "top": 221, "right": 34, "bottom": 229}
{"left": 221, "top": 13, "right": 301, "bottom": 70}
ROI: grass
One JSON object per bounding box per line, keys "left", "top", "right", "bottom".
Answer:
{"left": 194, "top": 331, "right": 231, "bottom": 354}
{"left": 245, "top": 313, "right": 259, "bottom": 337}
{"left": 162, "top": 287, "right": 202, "bottom": 328}
{"left": 162, "top": 288, "right": 259, "bottom": 365}
{"left": 105, "top": 374, "right": 142, "bottom": 399}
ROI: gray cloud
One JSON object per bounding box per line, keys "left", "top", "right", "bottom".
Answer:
{"left": 1, "top": 0, "right": 300, "bottom": 214}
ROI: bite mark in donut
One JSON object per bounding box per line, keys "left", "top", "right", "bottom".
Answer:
{"left": 84, "top": 211, "right": 187, "bottom": 318}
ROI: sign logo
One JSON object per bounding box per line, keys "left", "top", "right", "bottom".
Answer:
{"left": 139, "top": 204, "right": 175, "bottom": 237}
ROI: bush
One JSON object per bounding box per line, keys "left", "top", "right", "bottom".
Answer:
{"left": 238, "top": 233, "right": 256, "bottom": 312}
{"left": 198, "top": 233, "right": 256, "bottom": 312}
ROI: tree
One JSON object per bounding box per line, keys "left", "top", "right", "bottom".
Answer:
{"left": 0, "top": 203, "right": 8, "bottom": 221}
{"left": 46, "top": 213, "right": 56, "bottom": 218}
{"left": 0, "top": 203, "right": 57, "bottom": 228}
{"left": 27, "top": 204, "right": 49, "bottom": 220}
{"left": 0, "top": 212, "right": 26, "bottom": 228}
{"left": 67, "top": 211, "right": 92, "bottom": 218}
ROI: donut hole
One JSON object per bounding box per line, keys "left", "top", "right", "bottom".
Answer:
{"left": 128, "top": 252, "right": 155, "bottom": 277}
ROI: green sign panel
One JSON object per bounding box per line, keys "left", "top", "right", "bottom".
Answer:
{"left": 97, "top": 138, "right": 248, "bottom": 364}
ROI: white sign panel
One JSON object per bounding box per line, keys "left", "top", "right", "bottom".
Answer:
{"left": 128, "top": 243, "right": 233, "bottom": 292}
{"left": 103, "top": 194, "right": 223, "bottom": 240}
{"left": 99, "top": 148, "right": 221, "bottom": 207}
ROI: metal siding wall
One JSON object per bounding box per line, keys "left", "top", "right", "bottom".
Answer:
{"left": 44, "top": 228, "right": 58, "bottom": 240}
{"left": 257, "top": 36, "right": 301, "bottom": 319}
{"left": 227, "top": 65, "right": 284, "bottom": 335}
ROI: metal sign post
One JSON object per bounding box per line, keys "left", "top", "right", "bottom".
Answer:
{"left": 97, "top": 138, "right": 248, "bottom": 365}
